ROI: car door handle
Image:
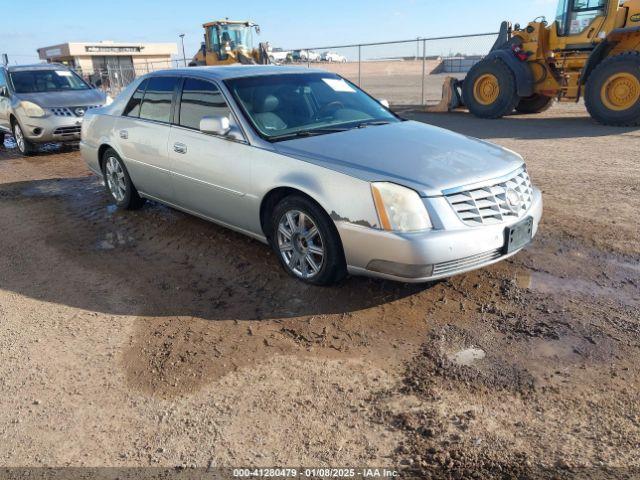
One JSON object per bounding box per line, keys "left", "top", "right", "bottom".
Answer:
{"left": 173, "top": 142, "right": 187, "bottom": 154}
{"left": 119, "top": 130, "right": 128, "bottom": 139}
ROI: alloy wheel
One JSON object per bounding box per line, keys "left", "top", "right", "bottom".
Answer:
{"left": 14, "top": 125, "right": 25, "bottom": 153}
{"left": 105, "top": 156, "right": 126, "bottom": 202}
{"left": 277, "top": 209, "right": 325, "bottom": 280}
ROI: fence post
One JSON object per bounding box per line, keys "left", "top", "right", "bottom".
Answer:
{"left": 358, "top": 44, "right": 361, "bottom": 86}
{"left": 119, "top": 65, "right": 125, "bottom": 92}
{"left": 421, "top": 39, "right": 426, "bottom": 106}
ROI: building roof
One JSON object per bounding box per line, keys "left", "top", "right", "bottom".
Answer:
{"left": 37, "top": 41, "right": 178, "bottom": 59}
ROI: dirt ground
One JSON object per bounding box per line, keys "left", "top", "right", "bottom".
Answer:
{"left": 0, "top": 102, "right": 638, "bottom": 479}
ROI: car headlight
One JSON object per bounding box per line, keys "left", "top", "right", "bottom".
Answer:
{"left": 371, "top": 182, "right": 432, "bottom": 232}
{"left": 20, "top": 101, "right": 46, "bottom": 118}
{"left": 105, "top": 95, "right": 114, "bottom": 106}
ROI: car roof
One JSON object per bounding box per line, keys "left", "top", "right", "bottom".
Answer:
{"left": 145, "top": 65, "right": 332, "bottom": 81}
{"left": 6, "top": 63, "right": 71, "bottom": 73}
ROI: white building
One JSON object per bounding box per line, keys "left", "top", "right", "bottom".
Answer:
{"left": 37, "top": 41, "right": 179, "bottom": 75}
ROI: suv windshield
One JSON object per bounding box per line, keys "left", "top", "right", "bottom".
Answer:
{"left": 9, "top": 69, "right": 90, "bottom": 94}
{"left": 225, "top": 73, "right": 399, "bottom": 141}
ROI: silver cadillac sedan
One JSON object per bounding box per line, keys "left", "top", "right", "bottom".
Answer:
{"left": 80, "top": 66, "right": 542, "bottom": 285}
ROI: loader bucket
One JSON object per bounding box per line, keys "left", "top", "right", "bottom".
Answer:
{"left": 425, "top": 77, "right": 464, "bottom": 113}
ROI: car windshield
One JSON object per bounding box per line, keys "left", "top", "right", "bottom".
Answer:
{"left": 225, "top": 73, "right": 399, "bottom": 141}
{"left": 9, "top": 69, "right": 90, "bottom": 94}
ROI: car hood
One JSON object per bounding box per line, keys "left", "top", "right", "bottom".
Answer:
{"left": 14, "top": 89, "right": 106, "bottom": 108}
{"left": 274, "top": 121, "right": 524, "bottom": 197}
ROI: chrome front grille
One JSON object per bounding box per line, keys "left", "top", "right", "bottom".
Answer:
{"left": 432, "top": 248, "right": 503, "bottom": 276}
{"left": 445, "top": 167, "right": 533, "bottom": 226}
{"left": 53, "top": 126, "right": 82, "bottom": 136}
{"left": 50, "top": 105, "right": 101, "bottom": 117}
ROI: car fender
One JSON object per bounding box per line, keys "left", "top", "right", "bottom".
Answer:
{"left": 253, "top": 149, "right": 381, "bottom": 234}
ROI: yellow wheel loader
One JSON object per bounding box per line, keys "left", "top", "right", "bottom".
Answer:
{"left": 440, "top": 0, "right": 640, "bottom": 126}
{"left": 190, "top": 20, "right": 271, "bottom": 66}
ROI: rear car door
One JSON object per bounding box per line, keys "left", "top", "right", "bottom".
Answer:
{"left": 167, "top": 77, "right": 254, "bottom": 230}
{"left": 115, "top": 76, "right": 179, "bottom": 202}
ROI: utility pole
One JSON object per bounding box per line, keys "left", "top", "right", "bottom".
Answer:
{"left": 179, "top": 34, "right": 187, "bottom": 67}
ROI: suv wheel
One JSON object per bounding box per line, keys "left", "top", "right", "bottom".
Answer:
{"left": 13, "top": 122, "right": 36, "bottom": 156}
{"left": 270, "top": 195, "right": 347, "bottom": 286}
{"left": 101, "top": 148, "right": 146, "bottom": 210}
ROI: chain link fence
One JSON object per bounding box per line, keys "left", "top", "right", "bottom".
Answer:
{"left": 72, "top": 58, "right": 188, "bottom": 97}
{"left": 71, "top": 32, "right": 497, "bottom": 105}
{"left": 287, "top": 33, "right": 498, "bottom": 106}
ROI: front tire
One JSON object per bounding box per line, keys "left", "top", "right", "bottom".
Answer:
{"left": 585, "top": 52, "right": 640, "bottom": 126}
{"left": 101, "top": 148, "right": 146, "bottom": 210}
{"left": 13, "top": 122, "right": 36, "bottom": 156}
{"left": 270, "top": 195, "right": 347, "bottom": 286}
{"left": 515, "top": 94, "right": 554, "bottom": 114}
{"left": 463, "top": 57, "right": 519, "bottom": 119}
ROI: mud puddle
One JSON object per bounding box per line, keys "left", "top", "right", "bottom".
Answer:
{"left": 515, "top": 270, "right": 638, "bottom": 306}
{"left": 96, "top": 231, "right": 136, "bottom": 251}
{"left": 447, "top": 347, "right": 486, "bottom": 366}
{"left": 1, "top": 134, "right": 72, "bottom": 155}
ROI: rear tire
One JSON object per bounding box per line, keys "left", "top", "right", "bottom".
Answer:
{"left": 270, "top": 195, "right": 347, "bottom": 286}
{"left": 463, "top": 58, "right": 519, "bottom": 119}
{"left": 585, "top": 52, "right": 640, "bottom": 126}
{"left": 515, "top": 94, "right": 554, "bottom": 114}
{"left": 101, "top": 148, "right": 146, "bottom": 210}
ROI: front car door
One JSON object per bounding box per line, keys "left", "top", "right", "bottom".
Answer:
{"left": 115, "top": 76, "right": 179, "bottom": 202}
{"left": 168, "top": 77, "right": 255, "bottom": 231}
{"left": 0, "top": 69, "right": 10, "bottom": 132}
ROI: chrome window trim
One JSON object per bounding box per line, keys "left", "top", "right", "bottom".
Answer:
{"left": 169, "top": 123, "right": 249, "bottom": 145}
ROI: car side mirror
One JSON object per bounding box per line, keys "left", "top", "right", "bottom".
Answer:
{"left": 0, "top": 86, "right": 8, "bottom": 97}
{"left": 200, "top": 115, "right": 231, "bottom": 136}
{"left": 379, "top": 99, "right": 390, "bottom": 109}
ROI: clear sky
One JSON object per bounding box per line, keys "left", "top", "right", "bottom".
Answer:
{"left": 2, "top": 0, "right": 559, "bottom": 63}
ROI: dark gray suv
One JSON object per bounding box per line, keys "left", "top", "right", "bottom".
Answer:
{"left": 0, "top": 63, "right": 110, "bottom": 155}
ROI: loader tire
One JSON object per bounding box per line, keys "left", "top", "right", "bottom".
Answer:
{"left": 515, "top": 94, "right": 554, "bottom": 114}
{"left": 463, "top": 58, "right": 519, "bottom": 119}
{"left": 585, "top": 52, "right": 640, "bottom": 127}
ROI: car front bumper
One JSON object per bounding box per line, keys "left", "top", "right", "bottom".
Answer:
{"left": 338, "top": 188, "right": 543, "bottom": 283}
{"left": 19, "top": 114, "right": 83, "bottom": 143}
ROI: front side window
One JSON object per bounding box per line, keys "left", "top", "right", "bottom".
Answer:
{"left": 9, "top": 69, "right": 89, "bottom": 93}
{"left": 139, "top": 77, "right": 178, "bottom": 123}
{"left": 225, "top": 73, "right": 399, "bottom": 141}
{"left": 179, "top": 78, "right": 232, "bottom": 130}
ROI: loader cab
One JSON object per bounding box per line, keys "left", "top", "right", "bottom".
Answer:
{"left": 555, "top": 0, "right": 608, "bottom": 36}
{"left": 205, "top": 21, "right": 259, "bottom": 61}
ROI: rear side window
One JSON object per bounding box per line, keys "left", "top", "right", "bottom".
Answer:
{"left": 139, "top": 77, "right": 179, "bottom": 123}
{"left": 179, "top": 78, "right": 232, "bottom": 130}
{"left": 123, "top": 79, "right": 148, "bottom": 117}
